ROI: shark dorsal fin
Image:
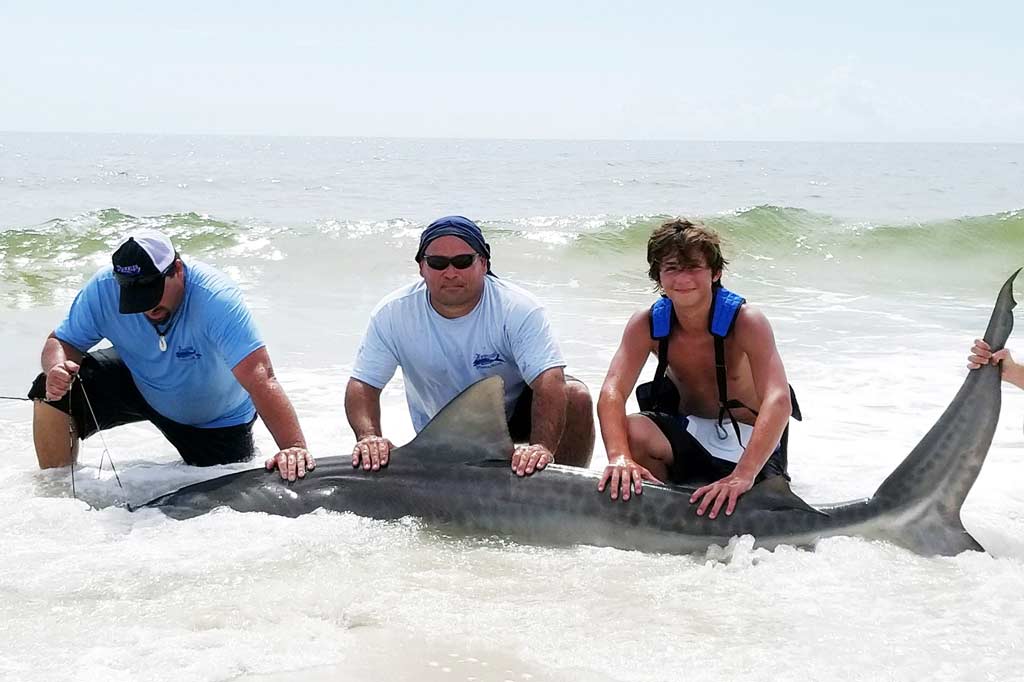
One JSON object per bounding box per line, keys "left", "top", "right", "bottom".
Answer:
{"left": 400, "top": 376, "right": 515, "bottom": 462}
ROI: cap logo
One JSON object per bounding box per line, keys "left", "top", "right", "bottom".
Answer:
{"left": 115, "top": 264, "right": 142, "bottom": 275}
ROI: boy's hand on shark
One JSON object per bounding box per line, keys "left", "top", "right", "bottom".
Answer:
{"left": 598, "top": 456, "right": 662, "bottom": 501}
{"left": 265, "top": 447, "right": 315, "bottom": 482}
{"left": 511, "top": 444, "right": 553, "bottom": 476}
{"left": 691, "top": 472, "right": 755, "bottom": 519}
{"left": 352, "top": 436, "right": 394, "bottom": 471}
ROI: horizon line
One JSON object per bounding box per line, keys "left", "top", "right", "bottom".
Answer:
{"left": 2, "top": 129, "right": 1022, "bottom": 146}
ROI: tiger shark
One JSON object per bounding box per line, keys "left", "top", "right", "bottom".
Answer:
{"left": 144, "top": 272, "right": 1019, "bottom": 556}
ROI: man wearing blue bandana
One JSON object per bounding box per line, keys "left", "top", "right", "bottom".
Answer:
{"left": 347, "top": 215, "right": 595, "bottom": 475}
{"left": 29, "top": 229, "right": 315, "bottom": 481}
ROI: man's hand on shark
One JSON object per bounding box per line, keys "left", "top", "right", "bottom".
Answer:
{"left": 352, "top": 435, "right": 394, "bottom": 471}
{"left": 511, "top": 444, "right": 553, "bottom": 476}
{"left": 969, "top": 339, "right": 1024, "bottom": 389}
{"left": 691, "top": 472, "right": 755, "bottom": 519}
{"left": 598, "top": 456, "right": 661, "bottom": 501}
{"left": 968, "top": 338, "right": 1007, "bottom": 369}
{"left": 265, "top": 447, "right": 315, "bottom": 481}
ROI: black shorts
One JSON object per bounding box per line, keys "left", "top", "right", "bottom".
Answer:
{"left": 29, "top": 348, "right": 256, "bottom": 467}
{"left": 506, "top": 374, "right": 583, "bottom": 443}
{"left": 640, "top": 411, "right": 789, "bottom": 485}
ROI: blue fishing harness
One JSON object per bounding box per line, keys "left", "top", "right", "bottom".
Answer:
{"left": 638, "top": 282, "right": 802, "bottom": 456}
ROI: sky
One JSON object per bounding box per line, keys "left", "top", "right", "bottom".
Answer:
{"left": 2, "top": 1, "right": 1022, "bottom": 142}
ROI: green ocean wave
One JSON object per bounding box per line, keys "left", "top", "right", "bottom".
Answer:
{"left": 5, "top": 205, "right": 1021, "bottom": 262}
{"left": 2, "top": 205, "right": 1020, "bottom": 307}
{"left": 570, "top": 206, "right": 1024, "bottom": 261}
{"left": 0, "top": 209, "right": 248, "bottom": 307}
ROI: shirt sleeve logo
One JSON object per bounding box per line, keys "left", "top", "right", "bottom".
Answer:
{"left": 473, "top": 352, "right": 505, "bottom": 369}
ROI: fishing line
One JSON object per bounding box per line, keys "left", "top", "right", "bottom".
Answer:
{"left": 5, "top": 381, "right": 133, "bottom": 509}
{"left": 7, "top": 381, "right": 133, "bottom": 509}
{"left": 75, "top": 374, "right": 132, "bottom": 510}
{"left": 0, "top": 390, "right": 87, "bottom": 500}
{"left": 67, "top": 378, "right": 78, "bottom": 502}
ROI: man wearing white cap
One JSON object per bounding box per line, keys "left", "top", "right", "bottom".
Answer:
{"left": 29, "top": 229, "right": 315, "bottom": 480}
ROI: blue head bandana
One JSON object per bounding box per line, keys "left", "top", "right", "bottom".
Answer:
{"left": 414, "top": 216, "right": 492, "bottom": 273}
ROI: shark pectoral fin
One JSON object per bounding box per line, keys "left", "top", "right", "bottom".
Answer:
{"left": 745, "top": 476, "right": 829, "bottom": 516}
{"left": 402, "top": 376, "right": 515, "bottom": 462}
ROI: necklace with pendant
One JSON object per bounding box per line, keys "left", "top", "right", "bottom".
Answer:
{"left": 149, "top": 268, "right": 186, "bottom": 352}
{"left": 151, "top": 312, "right": 178, "bottom": 352}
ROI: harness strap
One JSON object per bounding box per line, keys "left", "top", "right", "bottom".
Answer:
{"left": 715, "top": 334, "right": 750, "bottom": 445}
{"left": 654, "top": 336, "right": 670, "bottom": 384}
{"left": 714, "top": 335, "right": 729, "bottom": 413}
{"left": 709, "top": 284, "right": 752, "bottom": 444}
{"left": 648, "top": 297, "right": 674, "bottom": 403}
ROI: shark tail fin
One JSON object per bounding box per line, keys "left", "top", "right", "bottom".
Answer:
{"left": 869, "top": 270, "right": 1019, "bottom": 555}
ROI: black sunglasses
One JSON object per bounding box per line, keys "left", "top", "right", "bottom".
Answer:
{"left": 424, "top": 253, "right": 477, "bottom": 271}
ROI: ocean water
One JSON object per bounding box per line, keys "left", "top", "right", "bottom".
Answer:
{"left": 1, "top": 133, "right": 1023, "bottom": 681}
